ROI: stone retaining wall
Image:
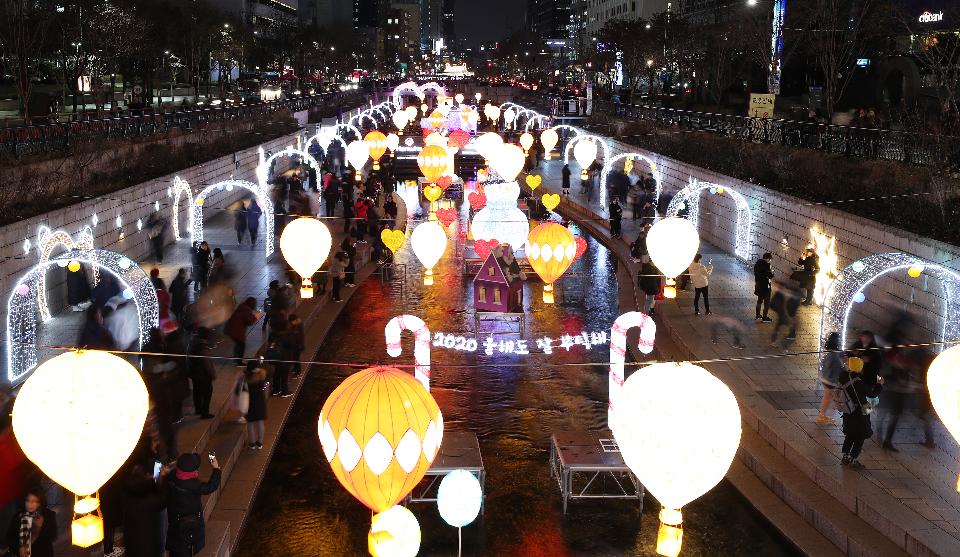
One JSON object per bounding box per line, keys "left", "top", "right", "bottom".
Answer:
{"left": 602, "top": 137, "right": 960, "bottom": 347}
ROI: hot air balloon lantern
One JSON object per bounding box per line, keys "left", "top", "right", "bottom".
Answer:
{"left": 527, "top": 223, "right": 577, "bottom": 303}
{"left": 573, "top": 138, "right": 598, "bottom": 180}
{"left": 417, "top": 145, "right": 449, "bottom": 185}
{"left": 280, "top": 217, "right": 333, "bottom": 298}
{"left": 646, "top": 217, "right": 700, "bottom": 299}
{"left": 13, "top": 351, "right": 149, "bottom": 547}
{"left": 519, "top": 132, "right": 535, "bottom": 154}
{"left": 540, "top": 128, "right": 559, "bottom": 159}
{"left": 346, "top": 140, "right": 370, "bottom": 182}
{"left": 927, "top": 345, "right": 960, "bottom": 491}
{"left": 392, "top": 111, "right": 408, "bottom": 134}
{"left": 365, "top": 130, "right": 388, "bottom": 171}
{"left": 385, "top": 133, "right": 400, "bottom": 158}
{"left": 429, "top": 109, "right": 445, "bottom": 131}
{"left": 411, "top": 221, "right": 448, "bottom": 285}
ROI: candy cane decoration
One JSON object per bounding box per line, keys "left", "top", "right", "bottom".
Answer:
{"left": 385, "top": 315, "right": 431, "bottom": 390}
{"left": 609, "top": 312, "right": 657, "bottom": 430}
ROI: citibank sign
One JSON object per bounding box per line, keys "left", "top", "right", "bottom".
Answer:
{"left": 919, "top": 11, "right": 944, "bottom": 23}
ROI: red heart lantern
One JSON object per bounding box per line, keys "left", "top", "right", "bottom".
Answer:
{"left": 572, "top": 237, "right": 588, "bottom": 262}
{"left": 436, "top": 207, "right": 457, "bottom": 227}
{"left": 468, "top": 192, "right": 487, "bottom": 210}
{"left": 448, "top": 130, "right": 470, "bottom": 149}
{"left": 436, "top": 176, "right": 453, "bottom": 190}
{"left": 474, "top": 239, "right": 499, "bottom": 260}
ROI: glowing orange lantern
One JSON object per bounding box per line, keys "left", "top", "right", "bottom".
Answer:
{"left": 429, "top": 110, "right": 445, "bottom": 130}
{"left": 527, "top": 223, "right": 577, "bottom": 303}
{"left": 448, "top": 129, "right": 470, "bottom": 150}
{"left": 417, "top": 145, "right": 449, "bottom": 183}
{"left": 365, "top": 130, "right": 387, "bottom": 171}
{"left": 318, "top": 366, "right": 443, "bottom": 513}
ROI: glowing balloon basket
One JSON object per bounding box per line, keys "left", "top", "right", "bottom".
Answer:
{"left": 927, "top": 345, "right": 960, "bottom": 491}
{"left": 646, "top": 217, "right": 700, "bottom": 299}
{"left": 13, "top": 350, "right": 149, "bottom": 547}
{"left": 280, "top": 218, "right": 333, "bottom": 299}
{"left": 369, "top": 505, "right": 421, "bottom": 557}
{"left": 613, "top": 362, "right": 741, "bottom": 557}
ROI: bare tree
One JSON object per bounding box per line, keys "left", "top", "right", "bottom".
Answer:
{"left": 0, "top": 0, "right": 57, "bottom": 120}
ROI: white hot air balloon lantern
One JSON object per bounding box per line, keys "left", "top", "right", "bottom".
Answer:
{"left": 573, "top": 138, "right": 598, "bottom": 180}
{"left": 13, "top": 351, "right": 149, "bottom": 547}
{"left": 613, "top": 362, "right": 741, "bottom": 557}
{"left": 347, "top": 140, "right": 370, "bottom": 182}
{"left": 404, "top": 105, "right": 418, "bottom": 122}
{"left": 927, "top": 345, "right": 960, "bottom": 491}
{"left": 503, "top": 108, "right": 517, "bottom": 128}
{"left": 540, "top": 128, "right": 559, "bottom": 159}
{"left": 519, "top": 132, "right": 534, "bottom": 154}
{"left": 489, "top": 143, "right": 525, "bottom": 183}
{"left": 280, "top": 217, "right": 333, "bottom": 298}
{"left": 392, "top": 111, "right": 408, "bottom": 134}
{"left": 385, "top": 133, "right": 400, "bottom": 156}
{"left": 454, "top": 93, "right": 464, "bottom": 105}
{"left": 645, "top": 217, "right": 700, "bottom": 299}
{"left": 368, "top": 505, "right": 421, "bottom": 557}
{"left": 411, "top": 221, "right": 448, "bottom": 285}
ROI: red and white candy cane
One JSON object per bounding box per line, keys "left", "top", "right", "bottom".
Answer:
{"left": 609, "top": 311, "right": 656, "bottom": 428}
{"left": 385, "top": 315, "right": 431, "bottom": 390}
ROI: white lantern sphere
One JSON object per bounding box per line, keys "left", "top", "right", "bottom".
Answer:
{"left": 540, "top": 128, "right": 559, "bottom": 154}
{"left": 645, "top": 217, "right": 700, "bottom": 279}
{"left": 404, "top": 105, "right": 418, "bottom": 121}
{"left": 280, "top": 217, "right": 332, "bottom": 298}
{"left": 13, "top": 351, "right": 149, "bottom": 497}
{"left": 392, "top": 111, "right": 408, "bottom": 130}
{"left": 503, "top": 108, "right": 517, "bottom": 124}
{"left": 486, "top": 104, "right": 501, "bottom": 122}
{"left": 614, "top": 362, "right": 741, "bottom": 512}
{"left": 573, "top": 139, "right": 598, "bottom": 171}
{"left": 519, "top": 132, "right": 534, "bottom": 152}
{"left": 490, "top": 143, "right": 525, "bottom": 182}
{"left": 385, "top": 133, "right": 400, "bottom": 152}
{"left": 437, "top": 469, "right": 482, "bottom": 528}
{"left": 470, "top": 181, "right": 529, "bottom": 250}
{"left": 927, "top": 345, "right": 960, "bottom": 473}
{"left": 454, "top": 93, "right": 465, "bottom": 104}
{"left": 411, "top": 221, "right": 448, "bottom": 275}
{"left": 368, "top": 505, "right": 421, "bottom": 557}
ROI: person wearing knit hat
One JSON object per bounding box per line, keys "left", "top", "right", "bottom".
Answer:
{"left": 167, "top": 452, "right": 221, "bottom": 556}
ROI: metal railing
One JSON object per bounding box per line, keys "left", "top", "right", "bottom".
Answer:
{"left": 0, "top": 92, "right": 357, "bottom": 159}
{"left": 524, "top": 94, "right": 959, "bottom": 167}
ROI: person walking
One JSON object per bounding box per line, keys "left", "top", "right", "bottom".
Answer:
{"left": 628, "top": 181, "right": 643, "bottom": 220}
{"left": 329, "top": 252, "right": 347, "bottom": 303}
{"left": 244, "top": 361, "right": 269, "bottom": 449}
{"left": 246, "top": 198, "right": 263, "bottom": 245}
{"left": 689, "top": 254, "right": 713, "bottom": 316}
{"left": 639, "top": 261, "right": 662, "bottom": 317}
{"left": 769, "top": 286, "right": 801, "bottom": 350}
{"left": 192, "top": 242, "right": 211, "bottom": 292}
{"left": 561, "top": 163, "right": 571, "bottom": 195}
{"left": 342, "top": 196, "right": 355, "bottom": 236}
{"left": 147, "top": 213, "right": 167, "bottom": 264}
{"left": 3, "top": 491, "right": 57, "bottom": 557}
{"left": 608, "top": 198, "right": 623, "bottom": 239}
{"left": 754, "top": 253, "right": 774, "bottom": 321}
{"left": 225, "top": 297, "right": 261, "bottom": 366}
{"left": 166, "top": 453, "right": 221, "bottom": 556}
{"left": 341, "top": 237, "right": 357, "bottom": 287}
{"left": 266, "top": 323, "right": 291, "bottom": 397}
{"left": 208, "top": 248, "right": 226, "bottom": 285}
{"left": 848, "top": 330, "right": 882, "bottom": 387}
{"left": 839, "top": 359, "right": 884, "bottom": 467}
{"left": 121, "top": 440, "right": 167, "bottom": 557}
{"left": 323, "top": 172, "right": 340, "bottom": 217}
{"left": 817, "top": 332, "right": 844, "bottom": 424}
{"left": 287, "top": 313, "right": 305, "bottom": 378}
{"left": 797, "top": 246, "right": 820, "bottom": 305}
{"left": 188, "top": 327, "right": 216, "bottom": 419}
{"left": 169, "top": 268, "right": 191, "bottom": 323}
{"left": 233, "top": 201, "right": 248, "bottom": 244}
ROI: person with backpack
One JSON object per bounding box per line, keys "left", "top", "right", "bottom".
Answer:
{"left": 166, "top": 453, "right": 221, "bottom": 556}
{"left": 817, "top": 332, "right": 844, "bottom": 425}
{"left": 837, "top": 357, "right": 884, "bottom": 467}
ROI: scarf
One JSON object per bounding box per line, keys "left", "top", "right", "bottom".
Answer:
{"left": 19, "top": 511, "right": 38, "bottom": 556}
{"left": 175, "top": 469, "right": 199, "bottom": 481}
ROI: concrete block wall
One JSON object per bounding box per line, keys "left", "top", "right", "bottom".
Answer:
{"left": 604, "top": 137, "right": 960, "bottom": 347}
{"left": 0, "top": 129, "right": 304, "bottom": 349}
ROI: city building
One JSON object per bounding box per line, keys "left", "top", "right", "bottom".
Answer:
{"left": 442, "top": 0, "right": 456, "bottom": 47}
{"left": 204, "top": 0, "right": 300, "bottom": 36}
{"left": 300, "top": 0, "right": 353, "bottom": 28}
{"left": 354, "top": 0, "right": 385, "bottom": 28}
{"left": 586, "top": 0, "right": 670, "bottom": 36}
{"left": 385, "top": 3, "right": 421, "bottom": 71}
{"left": 421, "top": 0, "right": 444, "bottom": 52}
{"left": 527, "top": 0, "right": 572, "bottom": 40}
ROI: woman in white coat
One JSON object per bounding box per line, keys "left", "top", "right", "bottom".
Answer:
{"left": 689, "top": 253, "right": 714, "bottom": 316}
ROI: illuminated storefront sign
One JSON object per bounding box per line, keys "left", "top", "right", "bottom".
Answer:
{"left": 919, "top": 11, "right": 944, "bottom": 23}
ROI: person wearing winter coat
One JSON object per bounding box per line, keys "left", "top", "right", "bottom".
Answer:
{"left": 329, "top": 253, "right": 347, "bottom": 303}
{"left": 166, "top": 453, "right": 221, "bottom": 556}
{"left": 192, "top": 242, "right": 211, "bottom": 292}
{"left": 244, "top": 362, "right": 269, "bottom": 449}
{"left": 188, "top": 328, "right": 216, "bottom": 419}
{"left": 608, "top": 198, "right": 623, "bottom": 239}
{"left": 246, "top": 198, "right": 263, "bottom": 245}
{"left": 839, "top": 361, "right": 884, "bottom": 467}
{"left": 169, "top": 268, "right": 191, "bottom": 323}
{"left": 689, "top": 254, "right": 714, "bottom": 316}
{"left": 225, "top": 298, "right": 261, "bottom": 366}
{"left": 233, "top": 202, "right": 248, "bottom": 244}
{"left": 286, "top": 314, "right": 306, "bottom": 378}
{"left": 3, "top": 491, "right": 57, "bottom": 557}
{"left": 561, "top": 164, "right": 571, "bottom": 195}
{"left": 638, "top": 261, "right": 662, "bottom": 316}
{"left": 753, "top": 253, "right": 774, "bottom": 321}
{"left": 847, "top": 330, "right": 883, "bottom": 387}
{"left": 817, "top": 332, "right": 844, "bottom": 425}
{"left": 121, "top": 440, "right": 168, "bottom": 557}
{"left": 797, "top": 247, "right": 820, "bottom": 305}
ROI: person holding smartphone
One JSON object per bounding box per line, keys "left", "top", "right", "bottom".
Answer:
{"left": 689, "top": 253, "right": 714, "bottom": 316}
{"left": 167, "top": 452, "right": 221, "bottom": 557}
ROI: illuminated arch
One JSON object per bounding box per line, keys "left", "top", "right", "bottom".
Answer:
{"left": 35, "top": 225, "right": 97, "bottom": 322}
{"left": 665, "top": 178, "right": 753, "bottom": 261}
{"left": 600, "top": 152, "right": 663, "bottom": 209}
{"left": 330, "top": 123, "right": 362, "bottom": 141}
{"left": 549, "top": 124, "right": 582, "bottom": 138}
{"left": 818, "top": 253, "right": 960, "bottom": 372}
{"left": 369, "top": 107, "right": 389, "bottom": 122}
{"left": 256, "top": 145, "right": 323, "bottom": 187}
{"left": 193, "top": 180, "right": 275, "bottom": 257}
{"left": 524, "top": 114, "right": 551, "bottom": 132}
{"left": 170, "top": 176, "right": 194, "bottom": 241}
{"left": 420, "top": 81, "right": 446, "bottom": 98}
{"left": 563, "top": 134, "right": 611, "bottom": 166}
{"left": 350, "top": 112, "right": 378, "bottom": 129}
{"left": 306, "top": 128, "right": 348, "bottom": 157}
{"left": 7, "top": 249, "right": 159, "bottom": 383}
{"left": 392, "top": 81, "right": 423, "bottom": 106}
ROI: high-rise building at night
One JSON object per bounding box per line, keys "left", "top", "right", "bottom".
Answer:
{"left": 203, "top": 0, "right": 299, "bottom": 36}
{"left": 442, "top": 0, "right": 456, "bottom": 46}
{"left": 527, "top": 0, "right": 572, "bottom": 41}
{"left": 420, "top": 0, "right": 444, "bottom": 51}
{"left": 585, "top": 0, "right": 669, "bottom": 36}
{"left": 300, "top": 0, "right": 353, "bottom": 28}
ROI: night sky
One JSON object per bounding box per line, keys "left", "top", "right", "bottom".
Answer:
{"left": 455, "top": 0, "right": 523, "bottom": 46}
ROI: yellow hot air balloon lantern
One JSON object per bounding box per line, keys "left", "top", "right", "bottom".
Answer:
{"left": 319, "top": 366, "right": 443, "bottom": 513}
{"left": 365, "top": 130, "right": 387, "bottom": 171}
{"left": 527, "top": 223, "right": 577, "bottom": 303}
{"left": 540, "top": 128, "right": 559, "bottom": 159}
{"left": 926, "top": 345, "right": 960, "bottom": 491}
{"left": 280, "top": 217, "right": 333, "bottom": 298}
{"left": 429, "top": 109, "right": 445, "bottom": 131}
{"left": 13, "top": 350, "right": 149, "bottom": 547}
{"left": 417, "top": 145, "right": 449, "bottom": 184}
